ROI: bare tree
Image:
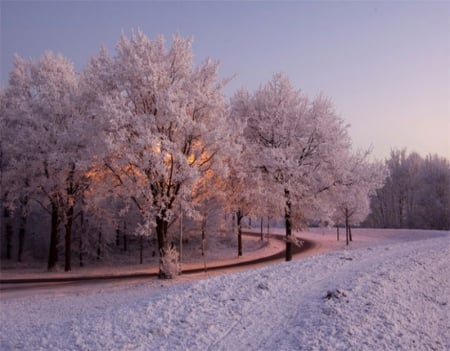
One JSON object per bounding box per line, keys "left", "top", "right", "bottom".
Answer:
{"left": 366, "top": 150, "right": 449, "bottom": 230}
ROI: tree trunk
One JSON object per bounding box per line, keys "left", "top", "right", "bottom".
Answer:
{"left": 79, "top": 234, "right": 83, "bottom": 267}
{"left": 237, "top": 210, "right": 243, "bottom": 257}
{"left": 79, "top": 211, "right": 84, "bottom": 267}
{"left": 156, "top": 216, "right": 169, "bottom": 278}
{"left": 201, "top": 218, "right": 206, "bottom": 257}
{"left": 116, "top": 226, "right": 120, "bottom": 247}
{"left": 139, "top": 235, "right": 143, "bottom": 264}
{"left": 48, "top": 202, "right": 59, "bottom": 270}
{"left": 17, "top": 197, "right": 28, "bottom": 262}
{"left": 349, "top": 225, "right": 352, "bottom": 242}
{"left": 97, "top": 230, "right": 102, "bottom": 260}
{"left": 336, "top": 225, "right": 340, "bottom": 241}
{"left": 4, "top": 207, "right": 13, "bottom": 260}
{"left": 285, "top": 190, "right": 293, "bottom": 261}
{"left": 179, "top": 211, "right": 183, "bottom": 268}
{"left": 201, "top": 218, "right": 207, "bottom": 272}
{"left": 64, "top": 205, "right": 74, "bottom": 272}
{"left": 260, "top": 217, "right": 263, "bottom": 240}
{"left": 156, "top": 216, "right": 168, "bottom": 254}
{"left": 17, "top": 215, "right": 26, "bottom": 262}
{"left": 345, "top": 208, "right": 349, "bottom": 246}
{"left": 232, "top": 213, "right": 236, "bottom": 234}
{"left": 123, "top": 221, "right": 127, "bottom": 251}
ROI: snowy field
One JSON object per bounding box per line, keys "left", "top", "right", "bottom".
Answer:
{"left": 1, "top": 229, "right": 449, "bottom": 350}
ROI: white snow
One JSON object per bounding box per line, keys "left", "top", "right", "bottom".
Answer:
{"left": 1, "top": 229, "right": 449, "bottom": 350}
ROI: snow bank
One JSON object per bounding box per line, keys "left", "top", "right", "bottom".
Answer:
{"left": 1, "top": 230, "right": 449, "bottom": 350}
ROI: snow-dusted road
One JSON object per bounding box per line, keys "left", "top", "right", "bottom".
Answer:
{"left": 1, "top": 229, "right": 449, "bottom": 350}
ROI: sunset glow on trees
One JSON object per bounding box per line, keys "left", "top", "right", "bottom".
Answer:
{"left": 2, "top": 31, "right": 446, "bottom": 277}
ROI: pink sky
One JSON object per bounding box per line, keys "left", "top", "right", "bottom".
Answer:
{"left": 1, "top": 1, "right": 448, "bottom": 160}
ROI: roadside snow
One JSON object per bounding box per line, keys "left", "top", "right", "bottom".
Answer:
{"left": 0, "top": 232, "right": 271, "bottom": 277}
{"left": 1, "top": 229, "right": 449, "bottom": 350}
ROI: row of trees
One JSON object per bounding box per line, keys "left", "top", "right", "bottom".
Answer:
{"left": 365, "top": 150, "right": 449, "bottom": 230}
{"left": 1, "top": 32, "right": 386, "bottom": 277}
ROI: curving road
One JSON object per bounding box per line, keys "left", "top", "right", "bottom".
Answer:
{"left": 0, "top": 232, "right": 315, "bottom": 289}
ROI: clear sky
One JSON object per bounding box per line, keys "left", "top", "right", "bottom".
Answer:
{"left": 1, "top": 1, "right": 449, "bottom": 160}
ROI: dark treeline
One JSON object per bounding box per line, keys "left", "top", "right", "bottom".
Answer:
{"left": 365, "top": 149, "right": 450, "bottom": 230}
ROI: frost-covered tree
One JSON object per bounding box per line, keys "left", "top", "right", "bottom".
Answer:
{"left": 235, "top": 73, "right": 352, "bottom": 260}
{"left": 226, "top": 89, "right": 282, "bottom": 256}
{"left": 331, "top": 151, "right": 387, "bottom": 244}
{"left": 0, "top": 89, "right": 14, "bottom": 260}
{"left": 85, "top": 32, "right": 230, "bottom": 278}
{"left": 2, "top": 53, "right": 106, "bottom": 271}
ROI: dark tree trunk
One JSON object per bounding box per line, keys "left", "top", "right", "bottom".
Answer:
{"left": 232, "top": 213, "right": 236, "bottom": 234}
{"left": 201, "top": 217, "right": 207, "bottom": 258}
{"left": 345, "top": 208, "right": 349, "bottom": 246}
{"left": 18, "top": 216, "right": 26, "bottom": 262}
{"left": 156, "top": 216, "right": 169, "bottom": 278}
{"left": 201, "top": 218, "right": 207, "bottom": 272}
{"left": 79, "top": 234, "right": 83, "bottom": 267}
{"left": 64, "top": 205, "right": 74, "bottom": 272}
{"left": 97, "top": 230, "right": 102, "bottom": 260}
{"left": 79, "top": 211, "right": 84, "bottom": 267}
{"left": 123, "top": 221, "right": 127, "bottom": 251}
{"left": 64, "top": 165, "right": 78, "bottom": 272}
{"left": 336, "top": 225, "right": 340, "bottom": 241}
{"left": 237, "top": 210, "right": 243, "bottom": 257}
{"left": 4, "top": 207, "right": 13, "bottom": 260}
{"left": 349, "top": 225, "right": 353, "bottom": 242}
{"left": 17, "top": 197, "right": 28, "bottom": 262}
{"left": 139, "top": 235, "right": 143, "bottom": 264}
{"left": 399, "top": 198, "right": 404, "bottom": 228}
{"left": 260, "top": 217, "right": 263, "bottom": 240}
{"left": 116, "top": 226, "right": 120, "bottom": 247}
{"left": 48, "top": 202, "right": 59, "bottom": 270}
{"left": 156, "top": 216, "right": 168, "bottom": 254}
{"left": 285, "top": 190, "right": 293, "bottom": 261}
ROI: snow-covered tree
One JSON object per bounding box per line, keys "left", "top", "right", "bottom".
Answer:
{"left": 0, "top": 89, "right": 14, "bottom": 260}
{"left": 331, "top": 151, "right": 387, "bottom": 244}
{"left": 85, "top": 32, "right": 230, "bottom": 278}
{"left": 226, "top": 89, "right": 282, "bottom": 256}
{"left": 235, "top": 73, "right": 353, "bottom": 260}
{"left": 2, "top": 53, "right": 106, "bottom": 271}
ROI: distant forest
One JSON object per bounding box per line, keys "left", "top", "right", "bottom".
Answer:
{"left": 365, "top": 149, "right": 450, "bottom": 230}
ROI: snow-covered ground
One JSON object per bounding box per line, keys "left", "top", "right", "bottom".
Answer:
{"left": 1, "top": 229, "right": 449, "bottom": 350}
{"left": 0, "top": 231, "right": 271, "bottom": 277}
